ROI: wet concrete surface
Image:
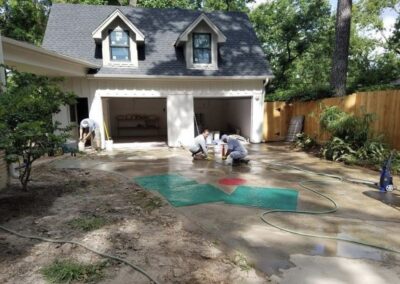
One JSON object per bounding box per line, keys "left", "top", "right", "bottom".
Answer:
{"left": 53, "top": 143, "right": 400, "bottom": 283}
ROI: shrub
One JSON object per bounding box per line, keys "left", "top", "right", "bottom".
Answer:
{"left": 319, "top": 106, "right": 375, "bottom": 147}
{"left": 319, "top": 106, "right": 400, "bottom": 173}
{"left": 0, "top": 69, "right": 76, "bottom": 190}
{"left": 294, "top": 133, "right": 317, "bottom": 150}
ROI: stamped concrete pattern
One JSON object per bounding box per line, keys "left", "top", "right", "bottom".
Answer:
{"left": 54, "top": 143, "right": 400, "bottom": 283}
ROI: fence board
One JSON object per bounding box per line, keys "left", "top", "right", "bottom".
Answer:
{"left": 0, "top": 151, "right": 8, "bottom": 190}
{"left": 263, "top": 90, "right": 400, "bottom": 150}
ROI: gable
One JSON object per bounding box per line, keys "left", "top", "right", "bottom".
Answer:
{"left": 42, "top": 4, "right": 273, "bottom": 78}
{"left": 175, "top": 13, "right": 226, "bottom": 46}
{"left": 92, "top": 9, "right": 145, "bottom": 42}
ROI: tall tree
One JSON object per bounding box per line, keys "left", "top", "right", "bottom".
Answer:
{"left": 136, "top": 0, "right": 194, "bottom": 9}
{"left": 203, "top": 0, "right": 254, "bottom": 12}
{"left": 330, "top": 0, "right": 352, "bottom": 97}
{"left": 0, "top": 0, "right": 48, "bottom": 45}
{"left": 389, "top": 17, "right": 400, "bottom": 54}
{"left": 251, "top": 0, "right": 333, "bottom": 100}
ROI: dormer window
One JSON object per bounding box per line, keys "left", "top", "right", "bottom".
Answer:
{"left": 110, "top": 30, "right": 130, "bottom": 61}
{"left": 175, "top": 14, "right": 226, "bottom": 70}
{"left": 92, "top": 9, "right": 145, "bottom": 67}
{"left": 193, "top": 33, "right": 211, "bottom": 64}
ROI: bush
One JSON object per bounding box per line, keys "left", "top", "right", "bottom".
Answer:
{"left": 294, "top": 133, "right": 317, "bottom": 150}
{"left": 319, "top": 106, "right": 375, "bottom": 147}
{"left": 319, "top": 106, "right": 400, "bottom": 173}
{"left": 0, "top": 69, "right": 76, "bottom": 190}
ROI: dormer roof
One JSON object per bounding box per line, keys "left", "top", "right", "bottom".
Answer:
{"left": 92, "top": 9, "right": 145, "bottom": 42}
{"left": 175, "top": 13, "right": 226, "bottom": 46}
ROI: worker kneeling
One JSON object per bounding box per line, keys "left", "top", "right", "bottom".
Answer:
{"left": 189, "top": 129, "right": 209, "bottom": 160}
{"left": 79, "top": 118, "right": 101, "bottom": 150}
{"left": 221, "top": 135, "right": 249, "bottom": 165}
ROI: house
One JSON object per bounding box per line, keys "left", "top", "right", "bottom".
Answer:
{"left": 3, "top": 3, "right": 273, "bottom": 148}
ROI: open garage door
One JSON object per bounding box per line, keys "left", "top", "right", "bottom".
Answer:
{"left": 102, "top": 97, "right": 167, "bottom": 143}
{"left": 194, "top": 97, "right": 251, "bottom": 141}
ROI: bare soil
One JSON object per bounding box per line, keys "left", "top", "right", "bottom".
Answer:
{"left": 0, "top": 161, "right": 267, "bottom": 284}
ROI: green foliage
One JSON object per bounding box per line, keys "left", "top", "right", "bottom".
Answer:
{"left": 388, "top": 16, "right": 400, "bottom": 55}
{"left": 294, "top": 133, "right": 317, "bottom": 150}
{"left": 251, "top": 0, "right": 334, "bottom": 101}
{"left": 318, "top": 106, "right": 400, "bottom": 173}
{"left": 68, "top": 216, "right": 108, "bottom": 231}
{"left": 321, "top": 137, "right": 356, "bottom": 162}
{"left": 319, "top": 106, "right": 375, "bottom": 147}
{"left": 255, "top": 0, "right": 400, "bottom": 102}
{"left": 136, "top": 0, "right": 194, "bottom": 9}
{"left": 41, "top": 259, "right": 106, "bottom": 283}
{"left": 203, "top": 0, "right": 253, "bottom": 12}
{"left": 0, "top": 0, "right": 48, "bottom": 45}
{"left": 0, "top": 69, "right": 76, "bottom": 190}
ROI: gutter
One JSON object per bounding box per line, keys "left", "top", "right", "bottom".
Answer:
{"left": 2, "top": 36, "right": 101, "bottom": 69}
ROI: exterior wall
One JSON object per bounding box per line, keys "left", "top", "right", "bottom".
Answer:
{"left": 101, "top": 18, "right": 138, "bottom": 68}
{"left": 167, "top": 94, "right": 194, "bottom": 147}
{"left": 0, "top": 151, "right": 8, "bottom": 190}
{"left": 59, "top": 78, "right": 265, "bottom": 148}
{"left": 185, "top": 21, "right": 218, "bottom": 70}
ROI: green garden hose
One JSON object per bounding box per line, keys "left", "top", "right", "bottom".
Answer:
{"left": 0, "top": 225, "right": 160, "bottom": 284}
{"left": 261, "top": 162, "right": 400, "bottom": 254}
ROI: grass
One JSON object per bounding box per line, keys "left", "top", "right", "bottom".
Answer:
{"left": 68, "top": 216, "right": 108, "bottom": 232}
{"left": 41, "top": 259, "right": 106, "bottom": 283}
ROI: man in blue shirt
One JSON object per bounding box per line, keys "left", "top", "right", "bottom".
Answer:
{"left": 221, "top": 135, "right": 249, "bottom": 165}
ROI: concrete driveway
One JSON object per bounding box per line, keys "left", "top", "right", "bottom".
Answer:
{"left": 54, "top": 143, "right": 400, "bottom": 283}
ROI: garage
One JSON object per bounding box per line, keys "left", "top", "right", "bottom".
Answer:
{"left": 102, "top": 98, "right": 167, "bottom": 143}
{"left": 194, "top": 97, "right": 252, "bottom": 141}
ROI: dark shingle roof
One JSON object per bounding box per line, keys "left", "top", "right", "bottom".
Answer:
{"left": 42, "top": 3, "right": 272, "bottom": 77}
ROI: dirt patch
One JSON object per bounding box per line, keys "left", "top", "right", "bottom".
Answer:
{"left": 0, "top": 162, "right": 267, "bottom": 283}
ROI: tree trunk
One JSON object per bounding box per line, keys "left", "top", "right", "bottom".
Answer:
{"left": 330, "top": 0, "right": 352, "bottom": 97}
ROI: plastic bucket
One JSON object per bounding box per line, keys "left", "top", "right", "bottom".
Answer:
{"left": 105, "top": 140, "right": 113, "bottom": 152}
{"left": 78, "top": 141, "right": 85, "bottom": 152}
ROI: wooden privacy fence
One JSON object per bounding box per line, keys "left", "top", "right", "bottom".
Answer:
{"left": 263, "top": 90, "right": 400, "bottom": 150}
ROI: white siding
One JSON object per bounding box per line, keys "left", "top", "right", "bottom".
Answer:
{"left": 59, "top": 78, "right": 264, "bottom": 147}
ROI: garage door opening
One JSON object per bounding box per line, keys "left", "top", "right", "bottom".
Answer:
{"left": 194, "top": 97, "right": 251, "bottom": 140}
{"left": 102, "top": 98, "right": 167, "bottom": 143}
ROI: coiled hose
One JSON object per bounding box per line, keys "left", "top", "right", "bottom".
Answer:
{"left": 0, "top": 225, "right": 160, "bottom": 284}
{"left": 261, "top": 162, "right": 400, "bottom": 254}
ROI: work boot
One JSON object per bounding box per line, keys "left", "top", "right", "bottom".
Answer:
{"left": 232, "top": 159, "right": 241, "bottom": 166}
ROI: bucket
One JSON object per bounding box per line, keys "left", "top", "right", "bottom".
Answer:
{"left": 214, "top": 131, "right": 220, "bottom": 141}
{"left": 105, "top": 140, "right": 113, "bottom": 152}
{"left": 78, "top": 141, "right": 85, "bottom": 152}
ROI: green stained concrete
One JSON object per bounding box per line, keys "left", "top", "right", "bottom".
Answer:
{"left": 135, "top": 174, "right": 298, "bottom": 210}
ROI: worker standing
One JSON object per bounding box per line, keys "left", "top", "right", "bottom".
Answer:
{"left": 221, "top": 134, "right": 249, "bottom": 165}
{"left": 79, "top": 118, "right": 100, "bottom": 150}
{"left": 189, "top": 129, "right": 209, "bottom": 160}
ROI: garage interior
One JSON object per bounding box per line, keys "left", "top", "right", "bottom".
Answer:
{"left": 102, "top": 98, "right": 167, "bottom": 143}
{"left": 194, "top": 97, "right": 252, "bottom": 140}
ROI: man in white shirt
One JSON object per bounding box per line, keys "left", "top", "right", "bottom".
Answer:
{"left": 189, "top": 129, "right": 209, "bottom": 159}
